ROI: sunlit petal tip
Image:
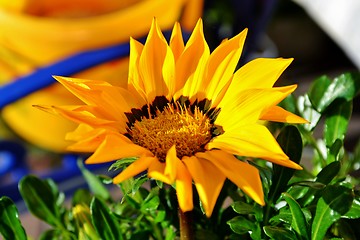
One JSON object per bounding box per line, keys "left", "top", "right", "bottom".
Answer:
{"left": 288, "top": 161, "right": 303, "bottom": 170}
{"left": 193, "top": 18, "right": 204, "bottom": 35}
{"left": 260, "top": 106, "right": 309, "bottom": 124}
{"left": 235, "top": 27, "right": 248, "bottom": 42}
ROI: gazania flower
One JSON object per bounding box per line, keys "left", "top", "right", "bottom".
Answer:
{"left": 37, "top": 18, "right": 306, "bottom": 217}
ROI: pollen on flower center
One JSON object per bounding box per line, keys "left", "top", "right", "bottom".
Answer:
{"left": 130, "top": 104, "right": 212, "bottom": 161}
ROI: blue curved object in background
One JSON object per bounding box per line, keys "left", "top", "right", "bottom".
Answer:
{"left": 0, "top": 42, "right": 130, "bottom": 109}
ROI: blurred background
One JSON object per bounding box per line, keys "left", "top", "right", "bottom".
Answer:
{"left": 0, "top": 0, "right": 359, "bottom": 237}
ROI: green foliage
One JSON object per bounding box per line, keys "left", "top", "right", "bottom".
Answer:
{"left": 228, "top": 72, "right": 360, "bottom": 240}
{"left": 0, "top": 72, "right": 359, "bottom": 239}
{"left": 0, "top": 197, "right": 26, "bottom": 240}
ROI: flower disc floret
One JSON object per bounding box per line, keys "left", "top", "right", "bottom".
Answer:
{"left": 130, "top": 104, "right": 212, "bottom": 161}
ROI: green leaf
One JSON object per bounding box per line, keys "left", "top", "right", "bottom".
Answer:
{"left": 269, "top": 207, "right": 292, "bottom": 225}
{"left": 140, "top": 195, "right": 160, "bottom": 212}
{"left": 327, "top": 139, "right": 343, "bottom": 163}
{"left": 291, "top": 181, "right": 325, "bottom": 190}
{"left": 263, "top": 226, "right": 297, "bottom": 240}
{"left": 324, "top": 100, "right": 352, "bottom": 148}
{"left": 279, "top": 94, "right": 297, "bottom": 114}
{"left": 231, "top": 201, "right": 255, "bottom": 215}
{"left": 297, "top": 94, "right": 321, "bottom": 131}
{"left": 299, "top": 161, "right": 341, "bottom": 206}
{"left": 311, "top": 184, "right": 354, "bottom": 240}
{"left": 109, "top": 157, "right": 138, "bottom": 171}
{"left": 90, "top": 197, "right": 123, "bottom": 240}
{"left": 315, "top": 72, "right": 360, "bottom": 112}
{"left": 227, "top": 216, "right": 259, "bottom": 237}
{"left": 77, "top": 159, "right": 111, "bottom": 201}
{"left": 154, "top": 209, "right": 166, "bottom": 223}
{"left": 308, "top": 75, "right": 332, "bottom": 111}
{"left": 269, "top": 126, "right": 303, "bottom": 203}
{"left": 316, "top": 161, "right": 341, "bottom": 184}
{"left": 0, "top": 197, "right": 27, "bottom": 240}
{"left": 343, "top": 198, "right": 360, "bottom": 219}
{"left": 282, "top": 193, "right": 309, "bottom": 240}
{"left": 18, "top": 175, "right": 63, "bottom": 227}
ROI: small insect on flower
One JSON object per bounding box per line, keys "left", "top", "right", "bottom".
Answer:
{"left": 35, "top": 18, "right": 307, "bottom": 217}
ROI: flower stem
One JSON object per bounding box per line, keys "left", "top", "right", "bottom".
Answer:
{"left": 178, "top": 208, "right": 194, "bottom": 240}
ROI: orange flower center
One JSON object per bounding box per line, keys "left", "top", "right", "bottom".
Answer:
{"left": 130, "top": 104, "right": 212, "bottom": 161}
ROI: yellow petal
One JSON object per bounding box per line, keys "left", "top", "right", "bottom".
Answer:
{"left": 174, "top": 19, "right": 210, "bottom": 101}
{"left": 233, "top": 58, "right": 293, "bottom": 89}
{"left": 54, "top": 76, "right": 134, "bottom": 118}
{"left": 204, "top": 29, "right": 248, "bottom": 106}
{"left": 147, "top": 145, "right": 179, "bottom": 184}
{"left": 113, "top": 156, "right": 157, "bottom": 184}
{"left": 86, "top": 133, "right": 152, "bottom": 164}
{"left": 66, "top": 125, "right": 108, "bottom": 152}
{"left": 164, "top": 145, "right": 179, "bottom": 182}
{"left": 183, "top": 156, "right": 226, "bottom": 217}
{"left": 196, "top": 150, "right": 265, "bottom": 206}
{"left": 216, "top": 87, "right": 295, "bottom": 130}
{"left": 147, "top": 159, "right": 172, "bottom": 185}
{"left": 175, "top": 159, "right": 193, "bottom": 212}
{"left": 169, "top": 22, "right": 185, "bottom": 62}
{"left": 128, "top": 37, "right": 147, "bottom": 102}
{"left": 36, "top": 105, "right": 125, "bottom": 131}
{"left": 139, "top": 18, "right": 174, "bottom": 102}
{"left": 208, "top": 124, "right": 302, "bottom": 170}
{"left": 261, "top": 106, "right": 309, "bottom": 123}
{"left": 65, "top": 123, "right": 96, "bottom": 142}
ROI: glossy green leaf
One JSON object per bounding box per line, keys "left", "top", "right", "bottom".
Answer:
{"left": 269, "top": 126, "right": 303, "bottom": 203}
{"left": 343, "top": 198, "right": 360, "bottom": 219}
{"left": 297, "top": 94, "right": 321, "bottom": 131}
{"left": 316, "top": 161, "right": 341, "bottom": 184}
{"left": 324, "top": 100, "right": 352, "bottom": 148}
{"left": 90, "top": 197, "right": 123, "bottom": 240}
{"left": 140, "top": 195, "right": 160, "bottom": 212}
{"left": 291, "top": 181, "right": 325, "bottom": 190}
{"left": 327, "top": 139, "right": 343, "bottom": 163}
{"left": 299, "top": 161, "right": 341, "bottom": 206}
{"left": 279, "top": 94, "right": 297, "bottom": 114}
{"left": 154, "top": 209, "right": 166, "bottom": 223}
{"left": 315, "top": 72, "right": 360, "bottom": 112}
{"left": 282, "top": 193, "right": 309, "bottom": 240}
{"left": 263, "top": 226, "right": 297, "bottom": 240}
{"left": 18, "top": 175, "right": 63, "bottom": 227}
{"left": 109, "top": 157, "right": 138, "bottom": 171}
{"left": 311, "top": 184, "right": 354, "bottom": 240}
{"left": 231, "top": 201, "right": 255, "bottom": 215}
{"left": 132, "top": 176, "right": 148, "bottom": 195}
{"left": 77, "top": 159, "right": 111, "bottom": 201}
{"left": 123, "top": 195, "right": 141, "bottom": 209}
{"left": 308, "top": 75, "right": 332, "bottom": 111}
{"left": 269, "top": 207, "right": 292, "bottom": 225}
{"left": 0, "top": 197, "right": 27, "bottom": 240}
{"left": 227, "top": 216, "right": 260, "bottom": 237}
